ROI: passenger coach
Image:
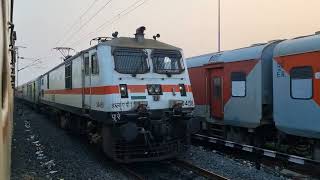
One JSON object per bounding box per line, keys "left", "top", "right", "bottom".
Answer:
{"left": 187, "top": 32, "right": 320, "bottom": 160}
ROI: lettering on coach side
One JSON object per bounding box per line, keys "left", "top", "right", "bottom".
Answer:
{"left": 276, "top": 63, "right": 286, "bottom": 78}
{"left": 184, "top": 100, "right": 194, "bottom": 107}
{"left": 111, "top": 112, "right": 121, "bottom": 122}
{"left": 96, "top": 101, "right": 104, "bottom": 108}
{"left": 112, "top": 102, "right": 134, "bottom": 110}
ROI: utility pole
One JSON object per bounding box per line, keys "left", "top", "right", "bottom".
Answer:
{"left": 218, "top": 0, "right": 221, "bottom": 52}
{"left": 14, "top": 46, "right": 27, "bottom": 87}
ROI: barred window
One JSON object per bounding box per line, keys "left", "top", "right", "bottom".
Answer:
{"left": 65, "top": 63, "right": 72, "bottom": 89}
{"left": 290, "top": 66, "right": 313, "bottom": 99}
{"left": 231, "top": 72, "right": 246, "bottom": 97}
{"left": 113, "top": 48, "right": 149, "bottom": 74}
{"left": 91, "top": 53, "right": 99, "bottom": 75}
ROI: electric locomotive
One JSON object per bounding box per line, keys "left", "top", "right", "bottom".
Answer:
{"left": 17, "top": 27, "right": 199, "bottom": 163}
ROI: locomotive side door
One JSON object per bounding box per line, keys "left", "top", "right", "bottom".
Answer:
{"left": 83, "top": 52, "right": 91, "bottom": 110}
{"left": 210, "top": 67, "right": 224, "bottom": 119}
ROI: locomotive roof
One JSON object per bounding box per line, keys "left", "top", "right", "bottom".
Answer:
{"left": 101, "top": 37, "right": 181, "bottom": 50}
{"left": 40, "top": 37, "right": 181, "bottom": 76}
{"left": 186, "top": 42, "right": 278, "bottom": 68}
{"left": 274, "top": 33, "right": 320, "bottom": 57}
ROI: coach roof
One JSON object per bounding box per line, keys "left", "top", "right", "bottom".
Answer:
{"left": 186, "top": 42, "right": 280, "bottom": 68}
{"left": 274, "top": 33, "right": 320, "bottom": 57}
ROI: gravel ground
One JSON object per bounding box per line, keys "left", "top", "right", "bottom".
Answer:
{"left": 11, "top": 102, "right": 295, "bottom": 180}
{"left": 127, "top": 161, "right": 206, "bottom": 180}
{"left": 11, "top": 103, "right": 127, "bottom": 180}
{"left": 180, "top": 146, "right": 288, "bottom": 180}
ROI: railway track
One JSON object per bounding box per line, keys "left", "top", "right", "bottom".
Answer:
{"left": 119, "top": 165, "right": 146, "bottom": 180}
{"left": 172, "top": 159, "right": 229, "bottom": 180}
{"left": 119, "top": 160, "right": 228, "bottom": 180}
{"left": 192, "top": 133, "right": 320, "bottom": 178}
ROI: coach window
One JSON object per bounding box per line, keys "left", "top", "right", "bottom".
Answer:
{"left": 84, "top": 53, "right": 90, "bottom": 76}
{"left": 290, "top": 66, "right": 313, "bottom": 99}
{"left": 41, "top": 78, "right": 44, "bottom": 85}
{"left": 231, "top": 72, "right": 246, "bottom": 97}
{"left": 91, "top": 53, "right": 99, "bottom": 75}
{"left": 65, "top": 63, "right": 72, "bottom": 89}
{"left": 213, "top": 77, "right": 221, "bottom": 99}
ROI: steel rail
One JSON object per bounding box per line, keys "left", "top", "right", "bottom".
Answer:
{"left": 193, "top": 133, "right": 320, "bottom": 166}
{"left": 119, "top": 165, "right": 145, "bottom": 180}
{"left": 174, "top": 159, "right": 229, "bottom": 180}
{"left": 192, "top": 133, "right": 320, "bottom": 178}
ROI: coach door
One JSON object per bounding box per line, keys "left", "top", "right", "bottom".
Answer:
{"left": 210, "top": 67, "right": 224, "bottom": 119}
{"left": 83, "top": 53, "right": 91, "bottom": 110}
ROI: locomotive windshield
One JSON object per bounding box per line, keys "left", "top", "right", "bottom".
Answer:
{"left": 151, "top": 49, "right": 184, "bottom": 74}
{"left": 113, "top": 48, "right": 149, "bottom": 74}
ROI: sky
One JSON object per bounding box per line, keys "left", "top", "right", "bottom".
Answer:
{"left": 14, "top": 0, "right": 320, "bottom": 85}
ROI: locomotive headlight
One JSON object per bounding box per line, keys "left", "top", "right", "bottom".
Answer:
{"left": 148, "top": 86, "right": 154, "bottom": 94}
{"left": 179, "top": 84, "right": 187, "bottom": 96}
{"left": 119, "top": 84, "right": 128, "bottom": 98}
{"left": 147, "top": 84, "right": 162, "bottom": 95}
{"left": 154, "top": 86, "right": 161, "bottom": 93}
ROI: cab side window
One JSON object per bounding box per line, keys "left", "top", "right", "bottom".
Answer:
{"left": 84, "top": 54, "right": 90, "bottom": 76}
{"left": 47, "top": 74, "right": 50, "bottom": 89}
{"left": 290, "top": 66, "right": 313, "bottom": 99}
{"left": 91, "top": 53, "right": 99, "bottom": 75}
{"left": 65, "top": 63, "right": 72, "bottom": 89}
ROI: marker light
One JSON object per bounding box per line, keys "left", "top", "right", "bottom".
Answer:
{"left": 119, "top": 84, "right": 128, "bottom": 98}
{"left": 179, "top": 84, "right": 187, "bottom": 96}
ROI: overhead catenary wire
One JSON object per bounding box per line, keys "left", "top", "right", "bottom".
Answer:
{"left": 18, "top": 59, "right": 43, "bottom": 72}
{"left": 68, "top": 0, "right": 149, "bottom": 48}
{"left": 55, "top": 0, "right": 100, "bottom": 46}
{"left": 69, "top": 0, "right": 147, "bottom": 47}
{"left": 60, "top": 0, "right": 113, "bottom": 47}
{"left": 45, "top": 0, "right": 149, "bottom": 73}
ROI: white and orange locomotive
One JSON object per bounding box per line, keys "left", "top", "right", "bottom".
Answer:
{"left": 16, "top": 27, "right": 199, "bottom": 163}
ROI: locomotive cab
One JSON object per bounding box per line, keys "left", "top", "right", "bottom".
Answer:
{"left": 96, "top": 28, "right": 199, "bottom": 162}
